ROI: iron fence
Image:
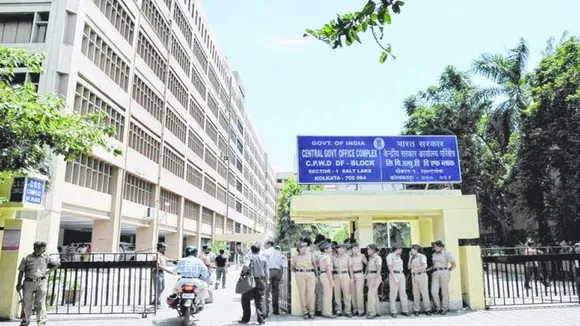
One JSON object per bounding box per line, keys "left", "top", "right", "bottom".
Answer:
{"left": 45, "top": 253, "right": 158, "bottom": 317}
{"left": 482, "top": 253, "right": 580, "bottom": 307}
{"left": 279, "top": 254, "right": 291, "bottom": 312}
{"left": 482, "top": 246, "right": 571, "bottom": 256}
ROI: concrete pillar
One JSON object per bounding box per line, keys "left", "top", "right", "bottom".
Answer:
{"left": 135, "top": 225, "right": 156, "bottom": 253}
{"left": 196, "top": 206, "right": 203, "bottom": 249}
{"left": 356, "top": 215, "right": 374, "bottom": 247}
{"left": 410, "top": 220, "right": 420, "bottom": 245}
{"left": 0, "top": 218, "right": 38, "bottom": 319}
{"left": 419, "top": 218, "right": 434, "bottom": 247}
{"left": 90, "top": 168, "right": 123, "bottom": 252}
{"left": 165, "top": 232, "right": 181, "bottom": 260}
{"left": 35, "top": 159, "right": 67, "bottom": 254}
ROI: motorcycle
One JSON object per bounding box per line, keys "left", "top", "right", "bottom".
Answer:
{"left": 167, "top": 281, "right": 204, "bottom": 326}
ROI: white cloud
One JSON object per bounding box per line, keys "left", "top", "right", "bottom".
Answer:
{"left": 272, "top": 39, "right": 307, "bottom": 47}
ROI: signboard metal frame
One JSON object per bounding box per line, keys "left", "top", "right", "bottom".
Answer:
{"left": 296, "top": 135, "right": 462, "bottom": 185}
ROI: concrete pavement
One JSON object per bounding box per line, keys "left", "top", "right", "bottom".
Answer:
{"left": 4, "top": 268, "right": 580, "bottom": 325}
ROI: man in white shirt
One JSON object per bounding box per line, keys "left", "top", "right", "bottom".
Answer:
{"left": 262, "top": 240, "right": 283, "bottom": 317}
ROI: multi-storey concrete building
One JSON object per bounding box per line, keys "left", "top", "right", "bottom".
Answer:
{"left": 0, "top": 0, "right": 277, "bottom": 258}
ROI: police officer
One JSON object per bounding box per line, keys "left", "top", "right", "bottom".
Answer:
{"left": 348, "top": 243, "right": 367, "bottom": 317}
{"left": 290, "top": 242, "right": 317, "bottom": 319}
{"left": 332, "top": 244, "right": 351, "bottom": 317}
{"left": 318, "top": 242, "right": 336, "bottom": 318}
{"left": 408, "top": 244, "right": 431, "bottom": 316}
{"left": 387, "top": 244, "right": 409, "bottom": 317}
{"left": 430, "top": 240, "right": 456, "bottom": 315}
{"left": 365, "top": 244, "right": 382, "bottom": 319}
{"left": 16, "top": 241, "right": 60, "bottom": 326}
{"left": 312, "top": 234, "right": 326, "bottom": 316}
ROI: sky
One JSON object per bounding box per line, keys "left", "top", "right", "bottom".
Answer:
{"left": 201, "top": 0, "right": 580, "bottom": 173}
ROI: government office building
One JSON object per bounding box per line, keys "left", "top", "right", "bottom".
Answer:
{"left": 0, "top": 0, "right": 277, "bottom": 258}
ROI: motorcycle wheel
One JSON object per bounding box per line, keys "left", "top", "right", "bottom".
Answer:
{"left": 182, "top": 306, "right": 191, "bottom": 326}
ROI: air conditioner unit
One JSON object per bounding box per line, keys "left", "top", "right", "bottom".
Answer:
{"left": 146, "top": 207, "right": 157, "bottom": 218}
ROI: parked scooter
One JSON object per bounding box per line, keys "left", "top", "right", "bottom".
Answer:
{"left": 167, "top": 281, "right": 204, "bottom": 326}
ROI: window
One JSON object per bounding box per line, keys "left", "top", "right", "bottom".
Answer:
{"left": 160, "top": 188, "right": 179, "bottom": 214}
{"left": 193, "top": 38, "right": 208, "bottom": 71}
{"left": 92, "top": 0, "right": 134, "bottom": 43}
{"left": 184, "top": 200, "right": 200, "bottom": 220}
{"left": 190, "top": 67, "right": 206, "bottom": 100}
{"left": 235, "top": 179, "right": 242, "bottom": 192}
{"left": 208, "top": 68, "right": 220, "bottom": 94}
{"left": 168, "top": 70, "right": 188, "bottom": 108}
{"left": 186, "top": 163, "right": 203, "bottom": 189}
{"left": 219, "top": 86, "right": 228, "bottom": 107}
{"left": 171, "top": 33, "right": 190, "bottom": 76}
{"left": 123, "top": 173, "right": 153, "bottom": 206}
{"left": 129, "top": 122, "right": 160, "bottom": 162}
{"left": 0, "top": 13, "right": 35, "bottom": 43}
{"left": 216, "top": 185, "right": 226, "bottom": 203}
{"left": 64, "top": 154, "right": 113, "bottom": 194}
{"left": 218, "top": 134, "right": 227, "bottom": 155}
{"left": 189, "top": 97, "right": 205, "bottom": 127}
{"left": 187, "top": 129, "right": 204, "bottom": 158}
{"left": 202, "top": 207, "right": 213, "bottom": 225}
{"left": 205, "top": 120, "right": 218, "bottom": 144}
{"left": 204, "top": 147, "right": 217, "bottom": 171}
{"left": 162, "top": 0, "right": 172, "bottom": 10}
{"left": 163, "top": 145, "right": 185, "bottom": 178}
{"left": 141, "top": 0, "right": 170, "bottom": 45}
{"left": 203, "top": 175, "right": 216, "bottom": 197}
{"left": 132, "top": 75, "right": 163, "bottom": 122}
{"left": 74, "top": 82, "right": 125, "bottom": 141}
{"left": 218, "top": 111, "right": 228, "bottom": 130}
{"left": 137, "top": 31, "right": 167, "bottom": 82}
{"left": 81, "top": 24, "right": 130, "bottom": 90}
{"left": 217, "top": 160, "right": 227, "bottom": 179}
{"left": 237, "top": 119, "right": 244, "bottom": 135}
{"left": 235, "top": 222, "right": 241, "bottom": 234}
{"left": 236, "top": 139, "right": 243, "bottom": 154}
{"left": 173, "top": 4, "right": 192, "bottom": 45}
{"left": 236, "top": 157, "right": 243, "bottom": 172}
{"left": 215, "top": 214, "right": 224, "bottom": 228}
{"left": 165, "top": 106, "right": 186, "bottom": 143}
{"left": 207, "top": 94, "right": 219, "bottom": 118}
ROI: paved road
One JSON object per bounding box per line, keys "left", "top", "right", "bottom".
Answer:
{"left": 4, "top": 268, "right": 580, "bottom": 325}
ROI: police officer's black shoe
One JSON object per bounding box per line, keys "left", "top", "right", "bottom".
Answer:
{"left": 414, "top": 312, "right": 420, "bottom": 316}
{"left": 440, "top": 310, "right": 448, "bottom": 315}
{"left": 303, "top": 314, "right": 308, "bottom": 319}
{"left": 425, "top": 311, "right": 432, "bottom": 316}
{"left": 402, "top": 312, "right": 409, "bottom": 317}
{"left": 366, "top": 314, "right": 376, "bottom": 319}
{"left": 345, "top": 313, "right": 352, "bottom": 317}
{"left": 391, "top": 313, "right": 397, "bottom": 318}
{"left": 308, "top": 313, "right": 315, "bottom": 319}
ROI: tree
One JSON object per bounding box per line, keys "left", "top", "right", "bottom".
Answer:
{"left": 373, "top": 222, "right": 411, "bottom": 247}
{"left": 275, "top": 178, "right": 329, "bottom": 250}
{"left": 329, "top": 223, "right": 351, "bottom": 243}
{"left": 0, "top": 46, "right": 121, "bottom": 203}
{"left": 304, "top": 0, "right": 406, "bottom": 63}
{"left": 517, "top": 37, "right": 580, "bottom": 243}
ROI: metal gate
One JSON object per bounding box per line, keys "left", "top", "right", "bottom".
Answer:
{"left": 46, "top": 253, "right": 158, "bottom": 317}
{"left": 482, "top": 252, "right": 580, "bottom": 308}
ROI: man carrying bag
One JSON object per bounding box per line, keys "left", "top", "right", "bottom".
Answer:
{"left": 237, "top": 244, "right": 269, "bottom": 325}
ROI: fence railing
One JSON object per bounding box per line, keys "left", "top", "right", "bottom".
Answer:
{"left": 46, "top": 253, "right": 158, "bottom": 316}
{"left": 481, "top": 246, "right": 574, "bottom": 256}
{"left": 482, "top": 253, "right": 580, "bottom": 307}
{"left": 279, "top": 255, "right": 291, "bottom": 312}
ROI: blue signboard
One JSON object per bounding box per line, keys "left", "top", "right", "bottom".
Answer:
{"left": 9, "top": 177, "right": 45, "bottom": 205}
{"left": 297, "top": 135, "right": 462, "bottom": 184}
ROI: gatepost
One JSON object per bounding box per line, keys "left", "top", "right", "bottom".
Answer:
{"left": 0, "top": 174, "right": 47, "bottom": 320}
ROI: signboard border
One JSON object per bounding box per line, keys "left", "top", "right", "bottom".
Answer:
{"left": 296, "top": 135, "right": 463, "bottom": 185}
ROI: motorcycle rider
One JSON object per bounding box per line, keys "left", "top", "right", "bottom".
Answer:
{"left": 172, "top": 246, "right": 210, "bottom": 306}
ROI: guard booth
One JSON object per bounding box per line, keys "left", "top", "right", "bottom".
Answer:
{"left": 286, "top": 135, "right": 486, "bottom": 315}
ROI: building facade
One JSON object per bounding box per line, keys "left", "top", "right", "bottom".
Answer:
{"left": 0, "top": 0, "right": 277, "bottom": 258}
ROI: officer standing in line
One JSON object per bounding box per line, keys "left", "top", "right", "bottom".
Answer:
{"left": 349, "top": 243, "right": 367, "bottom": 317}
{"left": 386, "top": 244, "right": 409, "bottom": 317}
{"left": 408, "top": 244, "right": 431, "bottom": 316}
{"left": 430, "top": 240, "right": 456, "bottom": 315}
{"left": 312, "top": 234, "right": 326, "bottom": 316}
{"left": 16, "top": 241, "right": 61, "bottom": 326}
{"left": 332, "top": 244, "right": 352, "bottom": 317}
{"left": 365, "top": 244, "right": 382, "bottom": 319}
{"left": 290, "top": 242, "right": 317, "bottom": 319}
{"left": 318, "top": 242, "right": 336, "bottom": 318}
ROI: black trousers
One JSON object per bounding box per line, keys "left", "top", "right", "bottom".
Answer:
{"left": 241, "top": 277, "right": 266, "bottom": 323}
{"left": 266, "top": 269, "right": 281, "bottom": 315}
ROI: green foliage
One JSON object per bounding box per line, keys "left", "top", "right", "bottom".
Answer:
{"left": 373, "top": 223, "right": 411, "bottom": 247}
{"left": 329, "top": 224, "right": 351, "bottom": 243}
{"left": 275, "top": 178, "right": 329, "bottom": 250}
{"left": 0, "top": 46, "right": 122, "bottom": 202}
{"left": 304, "top": 0, "right": 405, "bottom": 63}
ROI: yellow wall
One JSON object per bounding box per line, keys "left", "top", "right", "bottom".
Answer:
{"left": 289, "top": 191, "right": 484, "bottom": 312}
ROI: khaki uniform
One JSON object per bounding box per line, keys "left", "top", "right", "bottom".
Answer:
{"left": 365, "top": 254, "right": 382, "bottom": 316}
{"left": 349, "top": 253, "right": 367, "bottom": 315}
{"left": 291, "top": 252, "right": 317, "bottom": 315}
{"left": 18, "top": 253, "right": 59, "bottom": 325}
{"left": 386, "top": 253, "right": 408, "bottom": 314}
{"left": 332, "top": 254, "right": 351, "bottom": 314}
{"left": 319, "top": 253, "right": 334, "bottom": 316}
{"left": 431, "top": 250, "right": 455, "bottom": 311}
{"left": 409, "top": 253, "right": 430, "bottom": 312}
{"left": 312, "top": 248, "right": 323, "bottom": 312}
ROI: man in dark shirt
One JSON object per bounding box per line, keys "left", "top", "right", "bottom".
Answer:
{"left": 215, "top": 249, "right": 228, "bottom": 289}
{"left": 239, "top": 244, "right": 269, "bottom": 324}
